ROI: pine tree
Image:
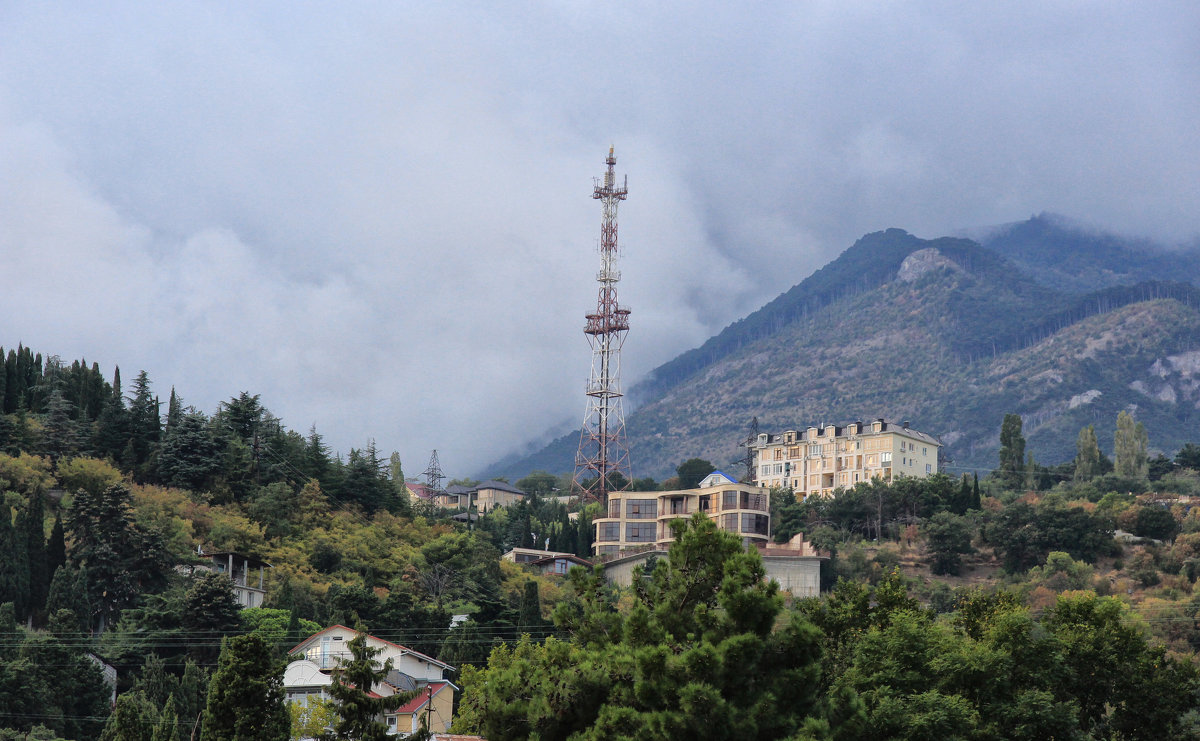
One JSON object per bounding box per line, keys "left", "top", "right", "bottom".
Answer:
{"left": 68, "top": 483, "right": 171, "bottom": 631}
{"left": 157, "top": 408, "right": 220, "bottom": 491}
{"left": 327, "top": 630, "right": 420, "bottom": 741}
{"left": 200, "top": 633, "right": 290, "bottom": 741}
{"left": 125, "top": 370, "right": 161, "bottom": 479}
{"left": 182, "top": 572, "right": 241, "bottom": 663}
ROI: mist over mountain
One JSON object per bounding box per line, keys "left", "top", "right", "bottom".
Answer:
{"left": 484, "top": 215, "right": 1200, "bottom": 481}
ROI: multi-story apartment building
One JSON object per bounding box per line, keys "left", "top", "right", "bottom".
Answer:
{"left": 592, "top": 471, "right": 770, "bottom": 557}
{"left": 750, "top": 418, "right": 940, "bottom": 497}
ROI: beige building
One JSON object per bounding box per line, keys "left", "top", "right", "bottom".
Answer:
{"left": 435, "top": 480, "right": 526, "bottom": 511}
{"left": 592, "top": 471, "right": 771, "bottom": 557}
{"left": 601, "top": 531, "right": 825, "bottom": 597}
{"left": 750, "top": 418, "right": 940, "bottom": 497}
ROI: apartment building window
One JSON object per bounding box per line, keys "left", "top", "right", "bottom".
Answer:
{"left": 626, "top": 500, "right": 656, "bottom": 519}
{"left": 809, "top": 444, "right": 820, "bottom": 456}
{"left": 881, "top": 452, "right": 892, "bottom": 464}
{"left": 597, "top": 523, "right": 620, "bottom": 542}
{"left": 760, "top": 464, "right": 771, "bottom": 476}
{"left": 721, "top": 513, "right": 738, "bottom": 531}
{"left": 926, "top": 464, "right": 932, "bottom": 473}
{"left": 787, "top": 446, "right": 800, "bottom": 459}
{"left": 607, "top": 499, "right": 621, "bottom": 518}
{"left": 626, "top": 522, "right": 655, "bottom": 542}
{"left": 699, "top": 495, "right": 712, "bottom": 512}
{"left": 720, "top": 490, "right": 738, "bottom": 510}
{"left": 773, "top": 464, "right": 783, "bottom": 474}
{"left": 740, "top": 492, "right": 767, "bottom": 511}
{"left": 741, "top": 513, "right": 769, "bottom": 536}
{"left": 773, "top": 448, "right": 783, "bottom": 461}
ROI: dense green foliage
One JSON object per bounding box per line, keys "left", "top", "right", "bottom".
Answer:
{"left": 456, "top": 515, "right": 826, "bottom": 740}
{"left": 200, "top": 633, "right": 289, "bottom": 741}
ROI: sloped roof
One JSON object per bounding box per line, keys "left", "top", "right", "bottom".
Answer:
{"left": 529, "top": 554, "right": 592, "bottom": 568}
{"left": 392, "top": 680, "right": 453, "bottom": 714}
{"left": 475, "top": 480, "right": 525, "bottom": 495}
{"left": 289, "top": 625, "right": 454, "bottom": 671}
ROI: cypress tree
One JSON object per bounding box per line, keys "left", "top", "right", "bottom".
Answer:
{"left": 997, "top": 413, "right": 1026, "bottom": 490}
{"left": 1074, "top": 425, "right": 1101, "bottom": 482}
{"left": 95, "top": 366, "right": 130, "bottom": 464}
{"left": 4, "top": 348, "right": 20, "bottom": 413}
{"left": 47, "top": 513, "right": 66, "bottom": 577}
{"left": 152, "top": 695, "right": 182, "bottom": 741}
{"left": 0, "top": 502, "right": 29, "bottom": 620}
{"left": 1115, "top": 411, "right": 1149, "bottom": 479}
{"left": 19, "top": 491, "right": 49, "bottom": 619}
{"left": 100, "top": 690, "right": 159, "bottom": 741}
{"left": 165, "top": 388, "right": 182, "bottom": 432}
{"left": 972, "top": 473, "right": 981, "bottom": 510}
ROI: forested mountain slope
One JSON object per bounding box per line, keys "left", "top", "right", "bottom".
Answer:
{"left": 487, "top": 219, "right": 1200, "bottom": 480}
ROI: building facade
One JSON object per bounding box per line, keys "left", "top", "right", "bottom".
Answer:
{"left": 592, "top": 471, "right": 770, "bottom": 557}
{"left": 284, "top": 625, "right": 456, "bottom": 736}
{"left": 750, "top": 418, "right": 940, "bottom": 497}
{"left": 435, "top": 480, "right": 526, "bottom": 511}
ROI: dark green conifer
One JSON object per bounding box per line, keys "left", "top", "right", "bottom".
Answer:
{"left": 200, "top": 633, "right": 290, "bottom": 741}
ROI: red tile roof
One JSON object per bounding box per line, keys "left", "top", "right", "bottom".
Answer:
{"left": 392, "top": 681, "right": 451, "bottom": 714}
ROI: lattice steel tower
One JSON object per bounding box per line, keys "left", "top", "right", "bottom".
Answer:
{"left": 573, "top": 147, "right": 632, "bottom": 502}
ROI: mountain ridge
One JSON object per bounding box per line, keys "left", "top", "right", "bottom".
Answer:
{"left": 483, "top": 217, "right": 1200, "bottom": 481}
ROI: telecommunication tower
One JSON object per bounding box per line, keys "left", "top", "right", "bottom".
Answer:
{"left": 573, "top": 147, "right": 632, "bottom": 503}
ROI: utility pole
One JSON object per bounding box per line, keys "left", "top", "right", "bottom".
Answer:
{"left": 421, "top": 450, "right": 445, "bottom": 493}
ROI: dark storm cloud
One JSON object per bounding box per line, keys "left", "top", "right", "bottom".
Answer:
{"left": 1, "top": 2, "right": 1197, "bottom": 473}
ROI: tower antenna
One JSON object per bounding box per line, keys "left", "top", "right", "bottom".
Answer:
{"left": 573, "top": 147, "right": 632, "bottom": 503}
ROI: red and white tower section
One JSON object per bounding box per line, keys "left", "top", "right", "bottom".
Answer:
{"left": 573, "top": 147, "right": 632, "bottom": 502}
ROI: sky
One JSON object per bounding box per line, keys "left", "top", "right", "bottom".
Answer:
{"left": 1, "top": 2, "right": 1198, "bottom": 477}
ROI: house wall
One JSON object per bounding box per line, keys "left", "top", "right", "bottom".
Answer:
{"left": 602, "top": 551, "right": 663, "bottom": 587}
{"left": 762, "top": 556, "right": 822, "bottom": 597}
